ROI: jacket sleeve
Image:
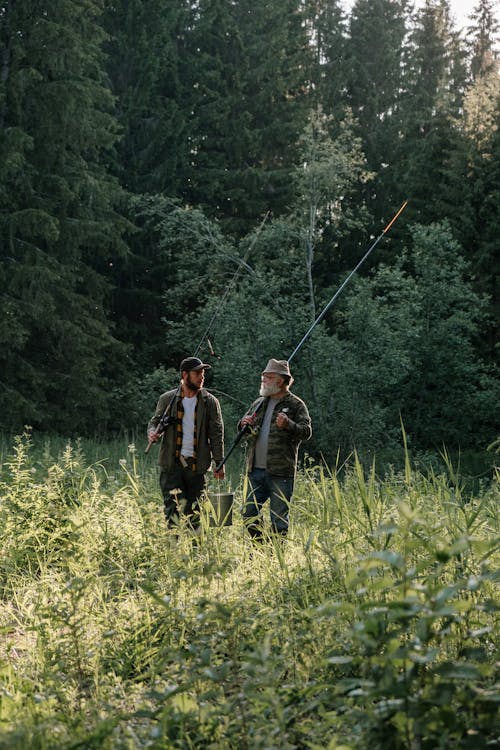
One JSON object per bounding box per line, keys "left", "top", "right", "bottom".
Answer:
{"left": 148, "top": 390, "right": 176, "bottom": 432}
{"left": 288, "top": 398, "right": 312, "bottom": 442}
{"left": 148, "top": 393, "right": 167, "bottom": 431}
{"left": 207, "top": 395, "right": 225, "bottom": 464}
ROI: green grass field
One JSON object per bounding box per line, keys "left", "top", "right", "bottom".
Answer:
{"left": 0, "top": 430, "right": 498, "bottom": 749}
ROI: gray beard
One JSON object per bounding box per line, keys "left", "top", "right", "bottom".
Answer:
{"left": 260, "top": 382, "right": 281, "bottom": 397}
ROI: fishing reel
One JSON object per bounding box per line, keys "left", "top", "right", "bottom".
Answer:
{"left": 159, "top": 414, "right": 176, "bottom": 430}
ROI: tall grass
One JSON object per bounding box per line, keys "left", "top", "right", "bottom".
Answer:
{"left": 0, "top": 429, "right": 498, "bottom": 749}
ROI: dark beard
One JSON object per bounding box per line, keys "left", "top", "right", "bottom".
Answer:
{"left": 186, "top": 373, "right": 202, "bottom": 392}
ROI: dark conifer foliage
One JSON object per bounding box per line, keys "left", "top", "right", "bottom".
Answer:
{"left": 392, "top": 3, "right": 461, "bottom": 220}
{"left": 183, "top": 0, "right": 312, "bottom": 234}
{"left": 0, "top": 0, "right": 497, "bottom": 452}
{"left": 345, "top": 1, "right": 409, "bottom": 214}
{"left": 0, "top": 0, "right": 127, "bottom": 432}
{"left": 300, "top": 0, "right": 349, "bottom": 116}
{"left": 467, "top": 0, "right": 499, "bottom": 79}
{"left": 439, "top": 0, "right": 500, "bottom": 354}
{"left": 102, "top": 0, "right": 192, "bottom": 196}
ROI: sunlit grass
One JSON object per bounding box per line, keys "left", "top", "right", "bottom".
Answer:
{"left": 0, "top": 429, "right": 498, "bottom": 749}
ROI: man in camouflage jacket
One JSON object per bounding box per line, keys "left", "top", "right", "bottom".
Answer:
{"left": 148, "top": 357, "right": 224, "bottom": 529}
{"left": 239, "top": 358, "right": 312, "bottom": 540}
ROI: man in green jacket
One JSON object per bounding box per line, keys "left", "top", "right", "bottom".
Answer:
{"left": 239, "top": 358, "right": 312, "bottom": 541}
{"left": 148, "top": 357, "right": 225, "bottom": 530}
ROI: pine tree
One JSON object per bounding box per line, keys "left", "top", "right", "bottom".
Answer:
{"left": 460, "top": 0, "right": 500, "bottom": 355}
{"left": 184, "top": 0, "right": 312, "bottom": 234}
{"left": 467, "top": 0, "right": 499, "bottom": 79}
{"left": 102, "top": 0, "right": 192, "bottom": 196}
{"left": 394, "top": 0, "right": 468, "bottom": 225}
{"left": 0, "top": 0, "right": 127, "bottom": 433}
{"left": 302, "top": 0, "right": 348, "bottom": 116}
{"left": 345, "top": 0, "right": 409, "bottom": 217}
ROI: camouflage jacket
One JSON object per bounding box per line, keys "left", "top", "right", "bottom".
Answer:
{"left": 241, "top": 392, "right": 312, "bottom": 477}
{"left": 148, "top": 387, "right": 224, "bottom": 474}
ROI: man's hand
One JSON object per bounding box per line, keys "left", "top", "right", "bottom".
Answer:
{"left": 240, "top": 414, "right": 255, "bottom": 428}
{"left": 276, "top": 411, "right": 290, "bottom": 430}
{"left": 213, "top": 467, "right": 225, "bottom": 480}
{"left": 145, "top": 427, "right": 161, "bottom": 455}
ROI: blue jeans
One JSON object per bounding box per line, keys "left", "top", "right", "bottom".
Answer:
{"left": 242, "top": 468, "right": 294, "bottom": 535}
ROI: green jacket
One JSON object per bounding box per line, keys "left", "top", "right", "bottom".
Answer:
{"left": 148, "top": 387, "right": 224, "bottom": 474}
{"left": 241, "top": 392, "right": 312, "bottom": 477}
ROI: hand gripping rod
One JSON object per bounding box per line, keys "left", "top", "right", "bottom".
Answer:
{"left": 215, "top": 200, "right": 408, "bottom": 470}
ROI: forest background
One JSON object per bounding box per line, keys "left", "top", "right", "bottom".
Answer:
{"left": 1, "top": 0, "right": 499, "bottom": 473}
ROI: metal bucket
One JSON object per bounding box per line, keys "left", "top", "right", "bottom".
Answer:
{"left": 208, "top": 492, "right": 234, "bottom": 527}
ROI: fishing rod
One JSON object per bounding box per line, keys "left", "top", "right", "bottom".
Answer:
{"left": 288, "top": 200, "right": 408, "bottom": 362}
{"left": 215, "top": 200, "right": 408, "bottom": 470}
{"left": 145, "top": 211, "right": 270, "bottom": 454}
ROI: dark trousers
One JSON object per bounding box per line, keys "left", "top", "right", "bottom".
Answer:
{"left": 242, "top": 467, "right": 294, "bottom": 538}
{"left": 160, "top": 461, "right": 207, "bottom": 529}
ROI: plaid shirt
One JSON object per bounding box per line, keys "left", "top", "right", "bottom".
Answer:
{"left": 149, "top": 388, "right": 224, "bottom": 474}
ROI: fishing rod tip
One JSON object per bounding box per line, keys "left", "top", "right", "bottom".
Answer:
{"left": 383, "top": 200, "right": 409, "bottom": 234}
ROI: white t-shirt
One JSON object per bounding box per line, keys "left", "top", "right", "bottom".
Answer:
{"left": 181, "top": 395, "right": 197, "bottom": 456}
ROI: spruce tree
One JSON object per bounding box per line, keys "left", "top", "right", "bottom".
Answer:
{"left": 345, "top": 0, "right": 409, "bottom": 216}
{"left": 102, "top": 0, "right": 192, "bottom": 196}
{"left": 460, "top": 0, "right": 500, "bottom": 355}
{"left": 0, "top": 0, "right": 126, "bottom": 433}
{"left": 184, "top": 0, "right": 312, "bottom": 234}
{"left": 394, "top": 0, "right": 468, "bottom": 225}
{"left": 302, "top": 0, "right": 348, "bottom": 116}
{"left": 467, "top": 0, "right": 499, "bottom": 80}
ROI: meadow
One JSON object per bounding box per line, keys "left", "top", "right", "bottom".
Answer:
{"left": 0, "top": 430, "right": 498, "bottom": 749}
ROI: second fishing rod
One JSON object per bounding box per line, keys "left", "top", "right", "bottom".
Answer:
{"left": 145, "top": 212, "right": 269, "bottom": 453}
{"left": 215, "top": 200, "right": 408, "bottom": 471}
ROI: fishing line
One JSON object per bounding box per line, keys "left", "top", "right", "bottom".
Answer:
{"left": 216, "top": 201, "right": 408, "bottom": 470}
{"left": 146, "top": 211, "right": 270, "bottom": 453}
{"left": 288, "top": 200, "right": 408, "bottom": 363}
{"left": 193, "top": 212, "right": 269, "bottom": 357}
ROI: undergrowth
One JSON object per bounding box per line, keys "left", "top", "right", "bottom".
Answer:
{"left": 0, "top": 429, "right": 498, "bottom": 749}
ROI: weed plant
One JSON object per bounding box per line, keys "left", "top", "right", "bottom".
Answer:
{"left": 0, "top": 430, "right": 498, "bottom": 749}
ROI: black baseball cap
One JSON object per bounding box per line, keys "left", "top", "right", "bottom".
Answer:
{"left": 179, "top": 357, "right": 211, "bottom": 372}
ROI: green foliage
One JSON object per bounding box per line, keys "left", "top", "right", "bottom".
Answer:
{"left": 1, "top": 0, "right": 498, "bottom": 456}
{"left": 182, "top": 0, "right": 312, "bottom": 233}
{"left": 94, "top": 206, "right": 499, "bottom": 463}
{"left": 111, "top": 194, "right": 233, "bottom": 372}
{"left": 0, "top": 0, "right": 129, "bottom": 433}
{"left": 291, "top": 220, "right": 498, "bottom": 457}
{"left": 102, "top": 0, "right": 191, "bottom": 195}
{"left": 0, "top": 433, "right": 497, "bottom": 748}
{"left": 293, "top": 106, "right": 374, "bottom": 299}
{"left": 303, "top": 0, "right": 348, "bottom": 116}
{"left": 400, "top": 222, "right": 498, "bottom": 445}
{"left": 468, "top": 0, "right": 500, "bottom": 80}
{"left": 345, "top": 0, "right": 409, "bottom": 219}
{"left": 393, "top": 1, "right": 469, "bottom": 228}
